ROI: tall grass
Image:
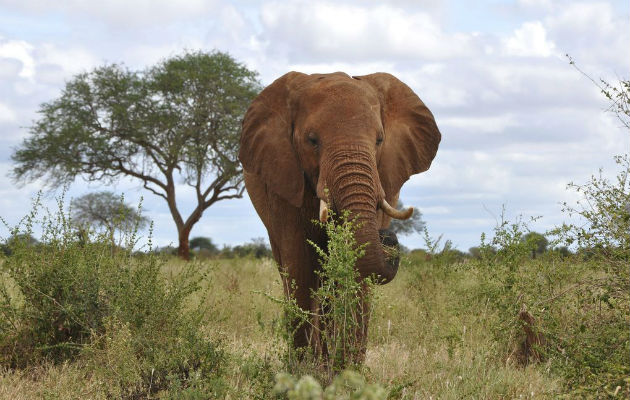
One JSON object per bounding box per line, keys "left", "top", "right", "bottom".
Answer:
{"left": 1, "top": 250, "right": 625, "bottom": 398}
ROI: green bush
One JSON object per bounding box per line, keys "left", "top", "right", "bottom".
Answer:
{"left": 273, "top": 370, "right": 387, "bottom": 400}
{"left": 0, "top": 193, "right": 225, "bottom": 397}
{"left": 218, "top": 237, "right": 273, "bottom": 259}
{"left": 553, "top": 154, "right": 629, "bottom": 266}
{"left": 419, "top": 226, "right": 469, "bottom": 268}
{"left": 457, "top": 155, "right": 630, "bottom": 397}
{"left": 308, "top": 212, "right": 374, "bottom": 377}
{"left": 262, "top": 211, "right": 376, "bottom": 382}
{"left": 548, "top": 154, "right": 629, "bottom": 397}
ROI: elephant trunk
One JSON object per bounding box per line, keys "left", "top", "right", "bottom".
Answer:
{"left": 324, "top": 147, "right": 398, "bottom": 284}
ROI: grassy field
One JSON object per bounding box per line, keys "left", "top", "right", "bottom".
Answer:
{"left": 2, "top": 247, "right": 626, "bottom": 399}
{"left": 1, "top": 159, "right": 629, "bottom": 398}
{"left": 195, "top": 255, "right": 558, "bottom": 398}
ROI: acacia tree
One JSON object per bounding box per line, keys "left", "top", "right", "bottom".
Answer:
{"left": 189, "top": 236, "right": 218, "bottom": 253}
{"left": 521, "top": 231, "right": 548, "bottom": 259}
{"left": 71, "top": 191, "right": 149, "bottom": 239}
{"left": 389, "top": 199, "right": 425, "bottom": 236}
{"left": 12, "top": 51, "right": 261, "bottom": 259}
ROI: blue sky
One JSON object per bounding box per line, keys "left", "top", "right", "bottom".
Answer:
{"left": 0, "top": 0, "right": 628, "bottom": 251}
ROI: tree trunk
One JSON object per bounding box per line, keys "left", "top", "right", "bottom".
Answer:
{"left": 176, "top": 206, "right": 205, "bottom": 260}
{"left": 178, "top": 226, "right": 192, "bottom": 260}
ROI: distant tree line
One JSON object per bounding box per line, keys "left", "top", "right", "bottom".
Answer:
{"left": 153, "top": 236, "right": 272, "bottom": 260}
{"left": 0, "top": 223, "right": 612, "bottom": 263}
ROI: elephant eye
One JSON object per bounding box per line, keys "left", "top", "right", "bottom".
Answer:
{"left": 307, "top": 134, "right": 319, "bottom": 147}
{"left": 376, "top": 135, "right": 384, "bottom": 146}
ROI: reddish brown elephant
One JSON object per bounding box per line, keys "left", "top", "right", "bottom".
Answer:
{"left": 239, "top": 71, "right": 441, "bottom": 355}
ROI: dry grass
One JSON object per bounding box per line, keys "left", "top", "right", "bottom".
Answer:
{"left": 200, "top": 255, "right": 559, "bottom": 398}
{"left": 364, "top": 263, "right": 559, "bottom": 399}
{"left": 0, "top": 255, "right": 570, "bottom": 399}
{"left": 0, "top": 362, "right": 106, "bottom": 400}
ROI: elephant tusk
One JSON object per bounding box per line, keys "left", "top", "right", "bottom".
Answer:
{"left": 380, "top": 199, "right": 414, "bottom": 220}
{"left": 319, "top": 199, "right": 329, "bottom": 223}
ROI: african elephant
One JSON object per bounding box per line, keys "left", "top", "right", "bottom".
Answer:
{"left": 239, "top": 71, "right": 441, "bottom": 357}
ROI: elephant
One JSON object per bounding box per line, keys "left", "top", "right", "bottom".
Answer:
{"left": 239, "top": 71, "right": 441, "bottom": 358}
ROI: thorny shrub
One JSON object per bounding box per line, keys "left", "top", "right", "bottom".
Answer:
{"left": 0, "top": 192, "right": 225, "bottom": 397}
{"left": 262, "top": 211, "right": 377, "bottom": 383}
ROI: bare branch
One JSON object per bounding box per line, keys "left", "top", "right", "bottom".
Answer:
{"left": 115, "top": 160, "right": 168, "bottom": 192}
{"left": 142, "top": 182, "right": 167, "bottom": 200}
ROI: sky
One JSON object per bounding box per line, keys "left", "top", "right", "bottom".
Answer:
{"left": 0, "top": 0, "right": 628, "bottom": 252}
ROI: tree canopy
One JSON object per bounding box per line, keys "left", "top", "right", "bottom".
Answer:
{"left": 189, "top": 236, "right": 218, "bottom": 252}
{"left": 12, "top": 51, "right": 262, "bottom": 259}
{"left": 71, "top": 191, "right": 149, "bottom": 234}
{"left": 389, "top": 200, "right": 426, "bottom": 236}
{"left": 521, "top": 231, "right": 549, "bottom": 259}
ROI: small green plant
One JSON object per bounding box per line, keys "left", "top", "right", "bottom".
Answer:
{"left": 420, "top": 226, "right": 467, "bottom": 268}
{"left": 480, "top": 209, "right": 541, "bottom": 270}
{"left": 273, "top": 370, "right": 387, "bottom": 400}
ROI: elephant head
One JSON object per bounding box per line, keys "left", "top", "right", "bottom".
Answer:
{"left": 239, "top": 72, "right": 440, "bottom": 284}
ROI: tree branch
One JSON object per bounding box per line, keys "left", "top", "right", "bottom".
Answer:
{"left": 203, "top": 180, "right": 244, "bottom": 209}
{"left": 142, "top": 182, "right": 167, "bottom": 200}
{"left": 115, "top": 160, "right": 168, "bottom": 192}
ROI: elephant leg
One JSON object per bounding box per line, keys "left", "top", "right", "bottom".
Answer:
{"left": 354, "top": 283, "right": 372, "bottom": 363}
{"left": 272, "top": 235, "right": 319, "bottom": 351}
{"left": 274, "top": 206, "right": 325, "bottom": 351}
{"left": 267, "top": 236, "right": 311, "bottom": 348}
{"left": 246, "top": 172, "right": 323, "bottom": 351}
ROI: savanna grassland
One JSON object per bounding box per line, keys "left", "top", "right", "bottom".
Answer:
{"left": 0, "top": 156, "right": 628, "bottom": 399}
{"left": 0, "top": 255, "right": 561, "bottom": 399}
{"left": 0, "top": 237, "right": 627, "bottom": 399}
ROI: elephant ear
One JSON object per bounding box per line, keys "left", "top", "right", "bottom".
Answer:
{"left": 355, "top": 73, "right": 441, "bottom": 197}
{"left": 239, "top": 72, "right": 309, "bottom": 207}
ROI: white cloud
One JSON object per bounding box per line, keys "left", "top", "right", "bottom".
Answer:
{"left": 503, "top": 21, "right": 556, "bottom": 57}
{"left": 417, "top": 206, "right": 451, "bottom": 215}
{"left": 439, "top": 115, "right": 517, "bottom": 134}
{"left": 544, "top": 2, "right": 628, "bottom": 67}
{"left": 35, "top": 44, "right": 99, "bottom": 76}
{"left": 0, "top": 36, "right": 99, "bottom": 87}
{"left": 0, "top": 57, "right": 23, "bottom": 79}
{"left": 217, "top": 5, "right": 247, "bottom": 43}
{"left": 0, "top": 38, "right": 35, "bottom": 78}
{"left": 407, "top": 151, "right": 512, "bottom": 194}
{"left": 547, "top": 2, "right": 614, "bottom": 34}
{"left": 259, "top": 1, "right": 475, "bottom": 62}
{"left": 356, "top": 0, "right": 443, "bottom": 10}
{"left": 286, "top": 61, "right": 396, "bottom": 77}
{"left": 1, "top": 0, "right": 221, "bottom": 27}
{"left": 471, "top": 58, "right": 597, "bottom": 110}
{"left": 517, "top": 0, "right": 552, "bottom": 10}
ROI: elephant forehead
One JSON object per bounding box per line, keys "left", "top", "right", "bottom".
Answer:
{"left": 296, "top": 80, "right": 381, "bottom": 124}
{"left": 301, "top": 78, "right": 378, "bottom": 104}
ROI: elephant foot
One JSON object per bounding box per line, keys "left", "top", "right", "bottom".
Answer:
{"left": 378, "top": 229, "right": 400, "bottom": 275}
